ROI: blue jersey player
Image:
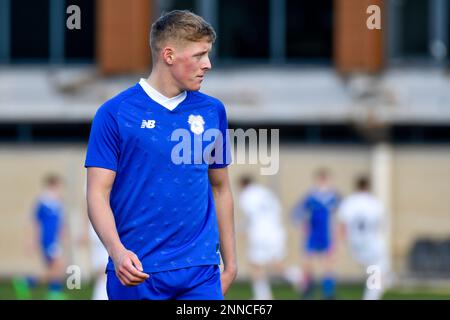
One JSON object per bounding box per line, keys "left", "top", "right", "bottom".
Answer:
{"left": 85, "top": 10, "right": 237, "bottom": 300}
{"left": 292, "top": 168, "right": 340, "bottom": 299}
{"left": 33, "top": 174, "right": 66, "bottom": 299}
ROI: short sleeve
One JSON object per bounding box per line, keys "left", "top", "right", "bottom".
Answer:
{"left": 291, "top": 195, "right": 310, "bottom": 223}
{"left": 84, "top": 103, "right": 120, "bottom": 171}
{"left": 34, "top": 201, "right": 44, "bottom": 222}
{"left": 209, "top": 102, "right": 232, "bottom": 169}
{"left": 337, "top": 199, "right": 350, "bottom": 223}
{"left": 331, "top": 192, "right": 341, "bottom": 212}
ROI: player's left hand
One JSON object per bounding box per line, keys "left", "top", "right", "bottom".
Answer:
{"left": 221, "top": 267, "right": 237, "bottom": 296}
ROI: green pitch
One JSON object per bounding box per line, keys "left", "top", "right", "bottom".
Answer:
{"left": 1, "top": 279, "right": 450, "bottom": 300}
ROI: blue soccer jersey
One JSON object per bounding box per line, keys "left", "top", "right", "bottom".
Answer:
{"left": 293, "top": 189, "right": 340, "bottom": 252}
{"left": 35, "top": 195, "right": 64, "bottom": 260}
{"left": 85, "top": 82, "right": 231, "bottom": 273}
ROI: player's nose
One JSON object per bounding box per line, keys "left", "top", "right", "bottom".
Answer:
{"left": 202, "top": 56, "right": 212, "bottom": 71}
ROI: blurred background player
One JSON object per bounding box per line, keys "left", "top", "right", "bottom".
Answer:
{"left": 238, "top": 175, "right": 300, "bottom": 300}
{"left": 79, "top": 215, "right": 109, "bottom": 300}
{"left": 14, "top": 174, "right": 67, "bottom": 300}
{"left": 337, "top": 175, "right": 391, "bottom": 300}
{"left": 79, "top": 182, "right": 109, "bottom": 300}
{"left": 88, "top": 222, "right": 109, "bottom": 300}
{"left": 292, "top": 168, "right": 340, "bottom": 299}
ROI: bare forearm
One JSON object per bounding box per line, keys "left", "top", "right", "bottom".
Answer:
{"left": 213, "top": 186, "right": 237, "bottom": 272}
{"left": 87, "top": 191, "right": 124, "bottom": 258}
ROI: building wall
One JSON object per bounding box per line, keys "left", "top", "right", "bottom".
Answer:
{"left": 0, "top": 145, "right": 90, "bottom": 278}
{"left": 1, "top": 144, "right": 449, "bottom": 281}
{"left": 391, "top": 147, "right": 450, "bottom": 274}
{"left": 97, "top": 0, "right": 152, "bottom": 75}
{"left": 334, "top": 0, "right": 384, "bottom": 74}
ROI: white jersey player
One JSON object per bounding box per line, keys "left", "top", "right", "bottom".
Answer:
{"left": 238, "top": 176, "right": 300, "bottom": 300}
{"left": 337, "top": 176, "right": 390, "bottom": 300}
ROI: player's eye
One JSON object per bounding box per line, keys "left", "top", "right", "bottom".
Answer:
{"left": 194, "top": 52, "right": 207, "bottom": 58}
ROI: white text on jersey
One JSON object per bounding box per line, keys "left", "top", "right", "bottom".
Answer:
{"left": 141, "top": 120, "right": 156, "bottom": 129}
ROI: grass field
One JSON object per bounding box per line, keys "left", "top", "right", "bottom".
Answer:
{"left": 1, "top": 279, "right": 450, "bottom": 300}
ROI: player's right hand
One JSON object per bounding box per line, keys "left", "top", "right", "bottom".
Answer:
{"left": 112, "top": 248, "right": 150, "bottom": 286}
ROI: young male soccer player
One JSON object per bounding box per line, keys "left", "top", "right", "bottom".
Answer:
{"left": 85, "top": 10, "right": 237, "bottom": 300}
{"left": 337, "top": 176, "right": 391, "bottom": 300}
{"left": 292, "top": 168, "right": 340, "bottom": 299}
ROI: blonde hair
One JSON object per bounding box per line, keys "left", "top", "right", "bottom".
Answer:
{"left": 150, "top": 10, "right": 216, "bottom": 61}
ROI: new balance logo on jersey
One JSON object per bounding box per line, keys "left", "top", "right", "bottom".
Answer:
{"left": 141, "top": 120, "right": 156, "bottom": 128}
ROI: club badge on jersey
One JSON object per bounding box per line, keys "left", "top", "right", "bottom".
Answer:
{"left": 188, "top": 115, "right": 205, "bottom": 135}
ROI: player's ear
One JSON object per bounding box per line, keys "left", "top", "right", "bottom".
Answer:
{"left": 162, "top": 47, "right": 175, "bottom": 65}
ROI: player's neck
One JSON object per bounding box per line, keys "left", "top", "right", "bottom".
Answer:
{"left": 43, "top": 189, "right": 61, "bottom": 201}
{"left": 317, "top": 184, "right": 331, "bottom": 192}
{"left": 146, "top": 68, "right": 185, "bottom": 99}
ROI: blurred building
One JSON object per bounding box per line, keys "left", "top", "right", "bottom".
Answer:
{"left": 0, "top": 0, "right": 450, "bottom": 284}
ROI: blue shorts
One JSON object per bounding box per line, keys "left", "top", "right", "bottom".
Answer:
{"left": 41, "top": 242, "right": 62, "bottom": 265}
{"left": 107, "top": 265, "right": 223, "bottom": 300}
{"left": 305, "top": 237, "right": 332, "bottom": 254}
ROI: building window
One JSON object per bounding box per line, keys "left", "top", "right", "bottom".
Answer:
{"left": 157, "top": 0, "right": 196, "bottom": 12}
{"left": 64, "top": 0, "right": 96, "bottom": 62}
{"left": 389, "top": 0, "right": 449, "bottom": 63}
{"left": 286, "top": 0, "right": 333, "bottom": 60}
{"left": 8, "top": 0, "right": 95, "bottom": 63}
{"left": 11, "top": 0, "right": 50, "bottom": 62}
{"left": 402, "top": 0, "right": 429, "bottom": 57}
{"left": 218, "top": 0, "right": 270, "bottom": 60}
